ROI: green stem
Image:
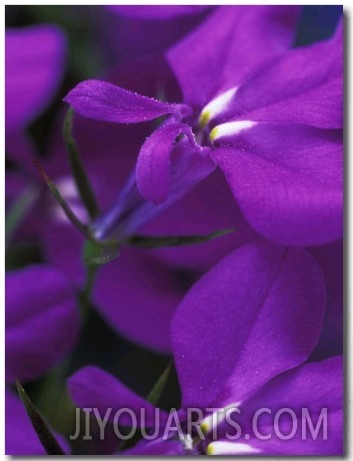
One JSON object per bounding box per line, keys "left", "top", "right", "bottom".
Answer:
{"left": 127, "top": 228, "right": 235, "bottom": 249}
{"left": 79, "top": 263, "right": 99, "bottom": 320}
{"left": 63, "top": 108, "right": 100, "bottom": 220}
{"left": 34, "top": 160, "right": 90, "bottom": 238}
{"left": 147, "top": 360, "right": 173, "bottom": 406}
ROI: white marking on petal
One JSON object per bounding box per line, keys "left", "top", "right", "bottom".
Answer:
{"left": 210, "top": 120, "right": 257, "bottom": 142}
{"left": 199, "top": 87, "right": 238, "bottom": 128}
{"left": 200, "top": 402, "right": 242, "bottom": 434}
{"left": 207, "top": 441, "right": 260, "bottom": 455}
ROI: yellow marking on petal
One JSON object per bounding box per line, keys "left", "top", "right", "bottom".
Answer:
{"left": 209, "top": 126, "right": 219, "bottom": 143}
{"left": 206, "top": 443, "right": 216, "bottom": 455}
{"left": 200, "top": 421, "right": 211, "bottom": 434}
{"left": 198, "top": 87, "right": 238, "bottom": 128}
{"left": 198, "top": 110, "right": 211, "bottom": 129}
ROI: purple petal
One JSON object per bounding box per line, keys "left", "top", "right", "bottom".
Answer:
{"left": 241, "top": 357, "right": 343, "bottom": 455}
{"left": 226, "top": 20, "right": 343, "bottom": 129}
{"left": 171, "top": 240, "right": 326, "bottom": 409}
{"left": 93, "top": 247, "right": 184, "bottom": 353}
{"left": 136, "top": 122, "right": 199, "bottom": 204}
{"left": 213, "top": 357, "right": 342, "bottom": 455}
{"left": 213, "top": 407, "right": 342, "bottom": 456}
{"left": 6, "top": 264, "right": 79, "bottom": 382}
{"left": 6, "top": 388, "right": 69, "bottom": 455}
{"left": 126, "top": 137, "right": 215, "bottom": 232}
{"left": 5, "top": 131, "right": 39, "bottom": 173}
{"left": 212, "top": 123, "right": 342, "bottom": 246}
{"left": 6, "top": 25, "right": 67, "bottom": 132}
{"left": 241, "top": 356, "right": 342, "bottom": 421}
{"left": 67, "top": 366, "right": 165, "bottom": 427}
{"left": 167, "top": 6, "right": 300, "bottom": 108}
{"left": 42, "top": 224, "right": 86, "bottom": 288}
{"left": 251, "top": 410, "right": 342, "bottom": 455}
{"left": 64, "top": 80, "right": 190, "bottom": 123}
{"left": 234, "top": 76, "right": 342, "bottom": 130}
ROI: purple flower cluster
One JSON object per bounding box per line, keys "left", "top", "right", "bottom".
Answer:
{"left": 5, "top": 5, "right": 343, "bottom": 456}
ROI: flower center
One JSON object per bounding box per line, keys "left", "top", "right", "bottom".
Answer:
{"left": 195, "top": 87, "right": 256, "bottom": 145}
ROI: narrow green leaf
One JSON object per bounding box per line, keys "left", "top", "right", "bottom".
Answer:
{"left": 5, "top": 184, "right": 39, "bottom": 247}
{"left": 34, "top": 160, "right": 89, "bottom": 238}
{"left": 127, "top": 228, "right": 235, "bottom": 249}
{"left": 117, "top": 362, "right": 172, "bottom": 452}
{"left": 147, "top": 361, "right": 172, "bottom": 406}
{"left": 16, "top": 381, "right": 65, "bottom": 455}
{"left": 63, "top": 108, "right": 100, "bottom": 220}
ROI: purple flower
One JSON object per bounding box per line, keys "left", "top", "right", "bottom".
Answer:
{"left": 5, "top": 23, "right": 67, "bottom": 244}
{"left": 67, "top": 240, "right": 342, "bottom": 455}
{"left": 5, "top": 264, "right": 79, "bottom": 455}
{"left": 42, "top": 110, "right": 342, "bottom": 355}
{"left": 6, "top": 24, "right": 67, "bottom": 169}
{"left": 6, "top": 264, "right": 79, "bottom": 383}
{"left": 38, "top": 60, "right": 253, "bottom": 351}
{"left": 65, "top": 6, "right": 342, "bottom": 246}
